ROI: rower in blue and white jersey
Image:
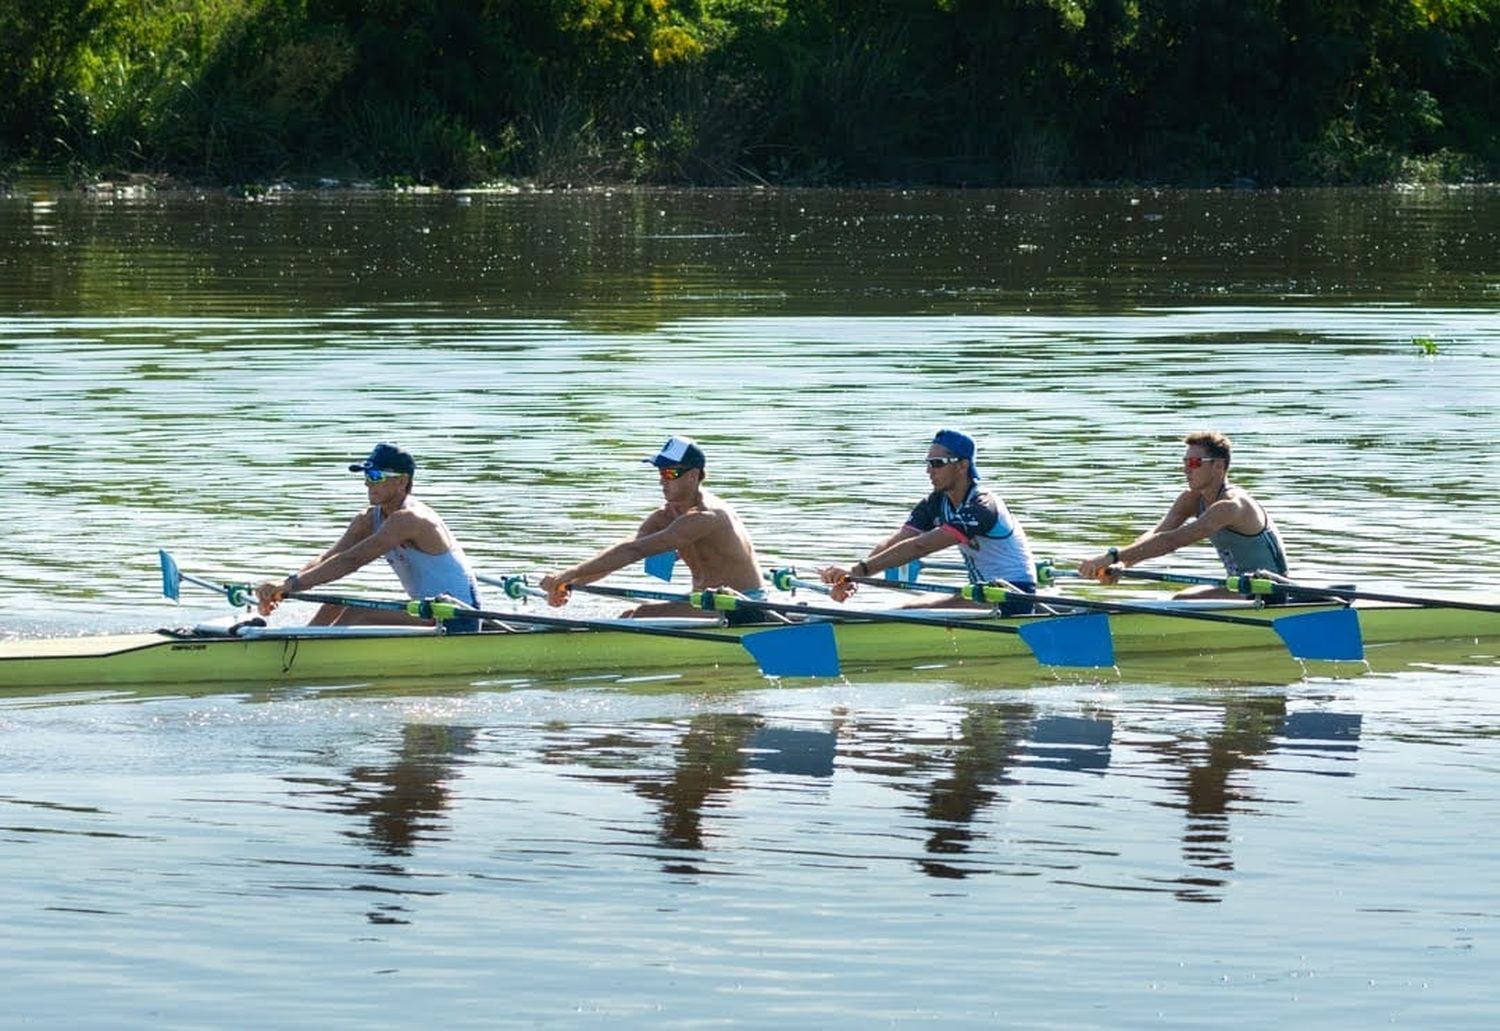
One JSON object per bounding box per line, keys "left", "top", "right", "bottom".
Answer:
{"left": 820, "top": 429, "right": 1038, "bottom": 616}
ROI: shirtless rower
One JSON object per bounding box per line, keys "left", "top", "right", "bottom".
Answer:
{"left": 539, "top": 436, "right": 772, "bottom": 622}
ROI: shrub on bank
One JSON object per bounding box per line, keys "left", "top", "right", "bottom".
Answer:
{"left": 1, "top": 0, "right": 1494, "bottom": 188}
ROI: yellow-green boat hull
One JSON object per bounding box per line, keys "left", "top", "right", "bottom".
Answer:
{"left": 2, "top": 602, "right": 1495, "bottom": 691}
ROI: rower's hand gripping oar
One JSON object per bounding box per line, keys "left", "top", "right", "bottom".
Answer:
{"left": 475, "top": 573, "right": 840, "bottom": 677}
{"left": 159, "top": 549, "right": 257, "bottom": 607}
{"left": 544, "top": 576, "right": 1117, "bottom": 669}
{"left": 844, "top": 571, "right": 1365, "bottom": 662}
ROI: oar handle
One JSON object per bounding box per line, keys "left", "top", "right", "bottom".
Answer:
{"left": 765, "top": 568, "right": 834, "bottom": 595}
{"left": 914, "top": 558, "right": 1069, "bottom": 585}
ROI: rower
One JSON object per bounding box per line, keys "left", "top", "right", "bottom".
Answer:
{"left": 1077, "top": 430, "right": 1292, "bottom": 601}
{"left": 818, "top": 428, "right": 1038, "bottom": 615}
{"left": 538, "top": 436, "right": 779, "bottom": 624}
{"left": 254, "top": 442, "right": 483, "bottom": 631}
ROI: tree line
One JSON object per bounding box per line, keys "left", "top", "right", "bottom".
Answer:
{"left": 2, "top": 0, "right": 1495, "bottom": 188}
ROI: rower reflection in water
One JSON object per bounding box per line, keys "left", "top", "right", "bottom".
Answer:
{"left": 1078, "top": 430, "right": 1292, "bottom": 600}
{"left": 855, "top": 702, "right": 1114, "bottom": 879}
{"left": 910, "top": 702, "right": 1038, "bottom": 879}
{"left": 304, "top": 723, "right": 477, "bottom": 925}
{"left": 254, "top": 442, "right": 482, "bottom": 631}
{"left": 540, "top": 436, "right": 776, "bottom": 624}
{"left": 543, "top": 714, "right": 838, "bottom": 875}
{"left": 1144, "top": 696, "right": 1363, "bottom": 903}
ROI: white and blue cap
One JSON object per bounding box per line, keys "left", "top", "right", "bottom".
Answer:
{"left": 643, "top": 435, "right": 707, "bottom": 470}
{"left": 932, "top": 428, "right": 980, "bottom": 479}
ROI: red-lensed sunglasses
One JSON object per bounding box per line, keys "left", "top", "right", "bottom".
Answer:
{"left": 1183, "top": 455, "right": 1221, "bottom": 469}
{"left": 658, "top": 466, "right": 691, "bottom": 480}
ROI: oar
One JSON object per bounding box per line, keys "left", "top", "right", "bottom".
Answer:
{"left": 159, "top": 549, "right": 257, "bottom": 607}
{"left": 841, "top": 573, "right": 1365, "bottom": 662}
{"left": 644, "top": 551, "right": 677, "bottom": 582}
{"left": 906, "top": 557, "right": 1071, "bottom": 586}
{"left": 288, "top": 590, "right": 839, "bottom": 676}
{"left": 277, "top": 591, "right": 835, "bottom": 677}
{"left": 1103, "top": 566, "right": 1500, "bottom": 615}
{"left": 764, "top": 568, "right": 835, "bottom": 596}
{"left": 509, "top": 576, "right": 1117, "bottom": 669}
{"left": 477, "top": 573, "right": 691, "bottom": 605}
{"left": 162, "top": 555, "right": 836, "bottom": 678}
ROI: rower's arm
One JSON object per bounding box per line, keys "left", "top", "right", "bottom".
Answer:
{"left": 1118, "top": 496, "right": 1242, "bottom": 565}
{"left": 555, "top": 510, "right": 717, "bottom": 587}
{"left": 861, "top": 526, "right": 954, "bottom": 575}
{"left": 286, "top": 510, "right": 415, "bottom": 591}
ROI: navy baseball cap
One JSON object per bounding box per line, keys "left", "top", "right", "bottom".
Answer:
{"left": 643, "top": 435, "right": 707, "bottom": 470}
{"left": 349, "top": 442, "right": 416, "bottom": 476}
{"left": 932, "top": 428, "right": 980, "bottom": 480}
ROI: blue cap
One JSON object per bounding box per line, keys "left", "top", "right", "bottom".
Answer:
{"left": 643, "top": 435, "right": 707, "bottom": 470}
{"left": 932, "top": 429, "right": 980, "bottom": 480}
{"left": 349, "top": 442, "right": 416, "bottom": 476}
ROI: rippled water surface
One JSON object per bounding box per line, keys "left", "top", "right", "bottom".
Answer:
{"left": 1, "top": 187, "right": 1497, "bottom": 1026}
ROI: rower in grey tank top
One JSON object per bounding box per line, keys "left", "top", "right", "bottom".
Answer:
{"left": 1198, "top": 489, "right": 1288, "bottom": 575}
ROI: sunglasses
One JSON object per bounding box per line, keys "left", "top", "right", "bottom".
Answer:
{"left": 1183, "top": 455, "right": 1222, "bottom": 470}
{"left": 658, "top": 466, "right": 692, "bottom": 480}
{"left": 925, "top": 456, "right": 964, "bottom": 469}
{"left": 363, "top": 468, "right": 407, "bottom": 484}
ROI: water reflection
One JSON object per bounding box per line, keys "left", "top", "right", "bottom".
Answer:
{"left": 283, "top": 699, "right": 1364, "bottom": 907}
{"left": 285, "top": 723, "right": 477, "bottom": 924}
{"left": 333, "top": 724, "right": 478, "bottom": 857}
{"left": 1144, "top": 699, "right": 1363, "bottom": 903}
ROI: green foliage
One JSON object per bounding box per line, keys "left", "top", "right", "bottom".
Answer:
{"left": 1, "top": 0, "right": 1496, "bottom": 185}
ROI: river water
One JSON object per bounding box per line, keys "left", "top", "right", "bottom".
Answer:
{"left": 1, "top": 186, "right": 1497, "bottom": 1026}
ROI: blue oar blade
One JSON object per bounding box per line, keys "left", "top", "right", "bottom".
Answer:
{"left": 740, "top": 622, "right": 841, "bottom": 678}
{"left": 1016, "top": 613, "right": 1116, "bottom": 668}
{"left": 644, "top": 550, "right": 677, "bottom": 582}
{"left": 1272, "top": 607, "right": 1364, "bottom": 661}
{"left": 159, "top": 549, "right": 181, "bottom": 602}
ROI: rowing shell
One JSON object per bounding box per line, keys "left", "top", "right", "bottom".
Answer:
{"left": 2, "top": 599, "right": 1495, "bottom": 691}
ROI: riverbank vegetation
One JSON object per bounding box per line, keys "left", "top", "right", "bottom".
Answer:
{"left": 3, "top": 0, "right": 1496, "bottom": 189}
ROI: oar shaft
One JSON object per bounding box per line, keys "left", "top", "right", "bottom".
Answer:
{"left": 846, "top": 575, "right": 1281, "bottom": 628}
{"left": 477, "top": 573, "right": 691, "bottom": 605}
{"left": 1108, "top": 566, "right": 1500, "bottom": 613}
{"left": 572, "top": 582, "right": 1029, "bottom": 637}
{"left": 765, "top": 568, "right": 834, "bottom": 595}
{"left": 285, "top": 591, "right": 746, "bottom": 643}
